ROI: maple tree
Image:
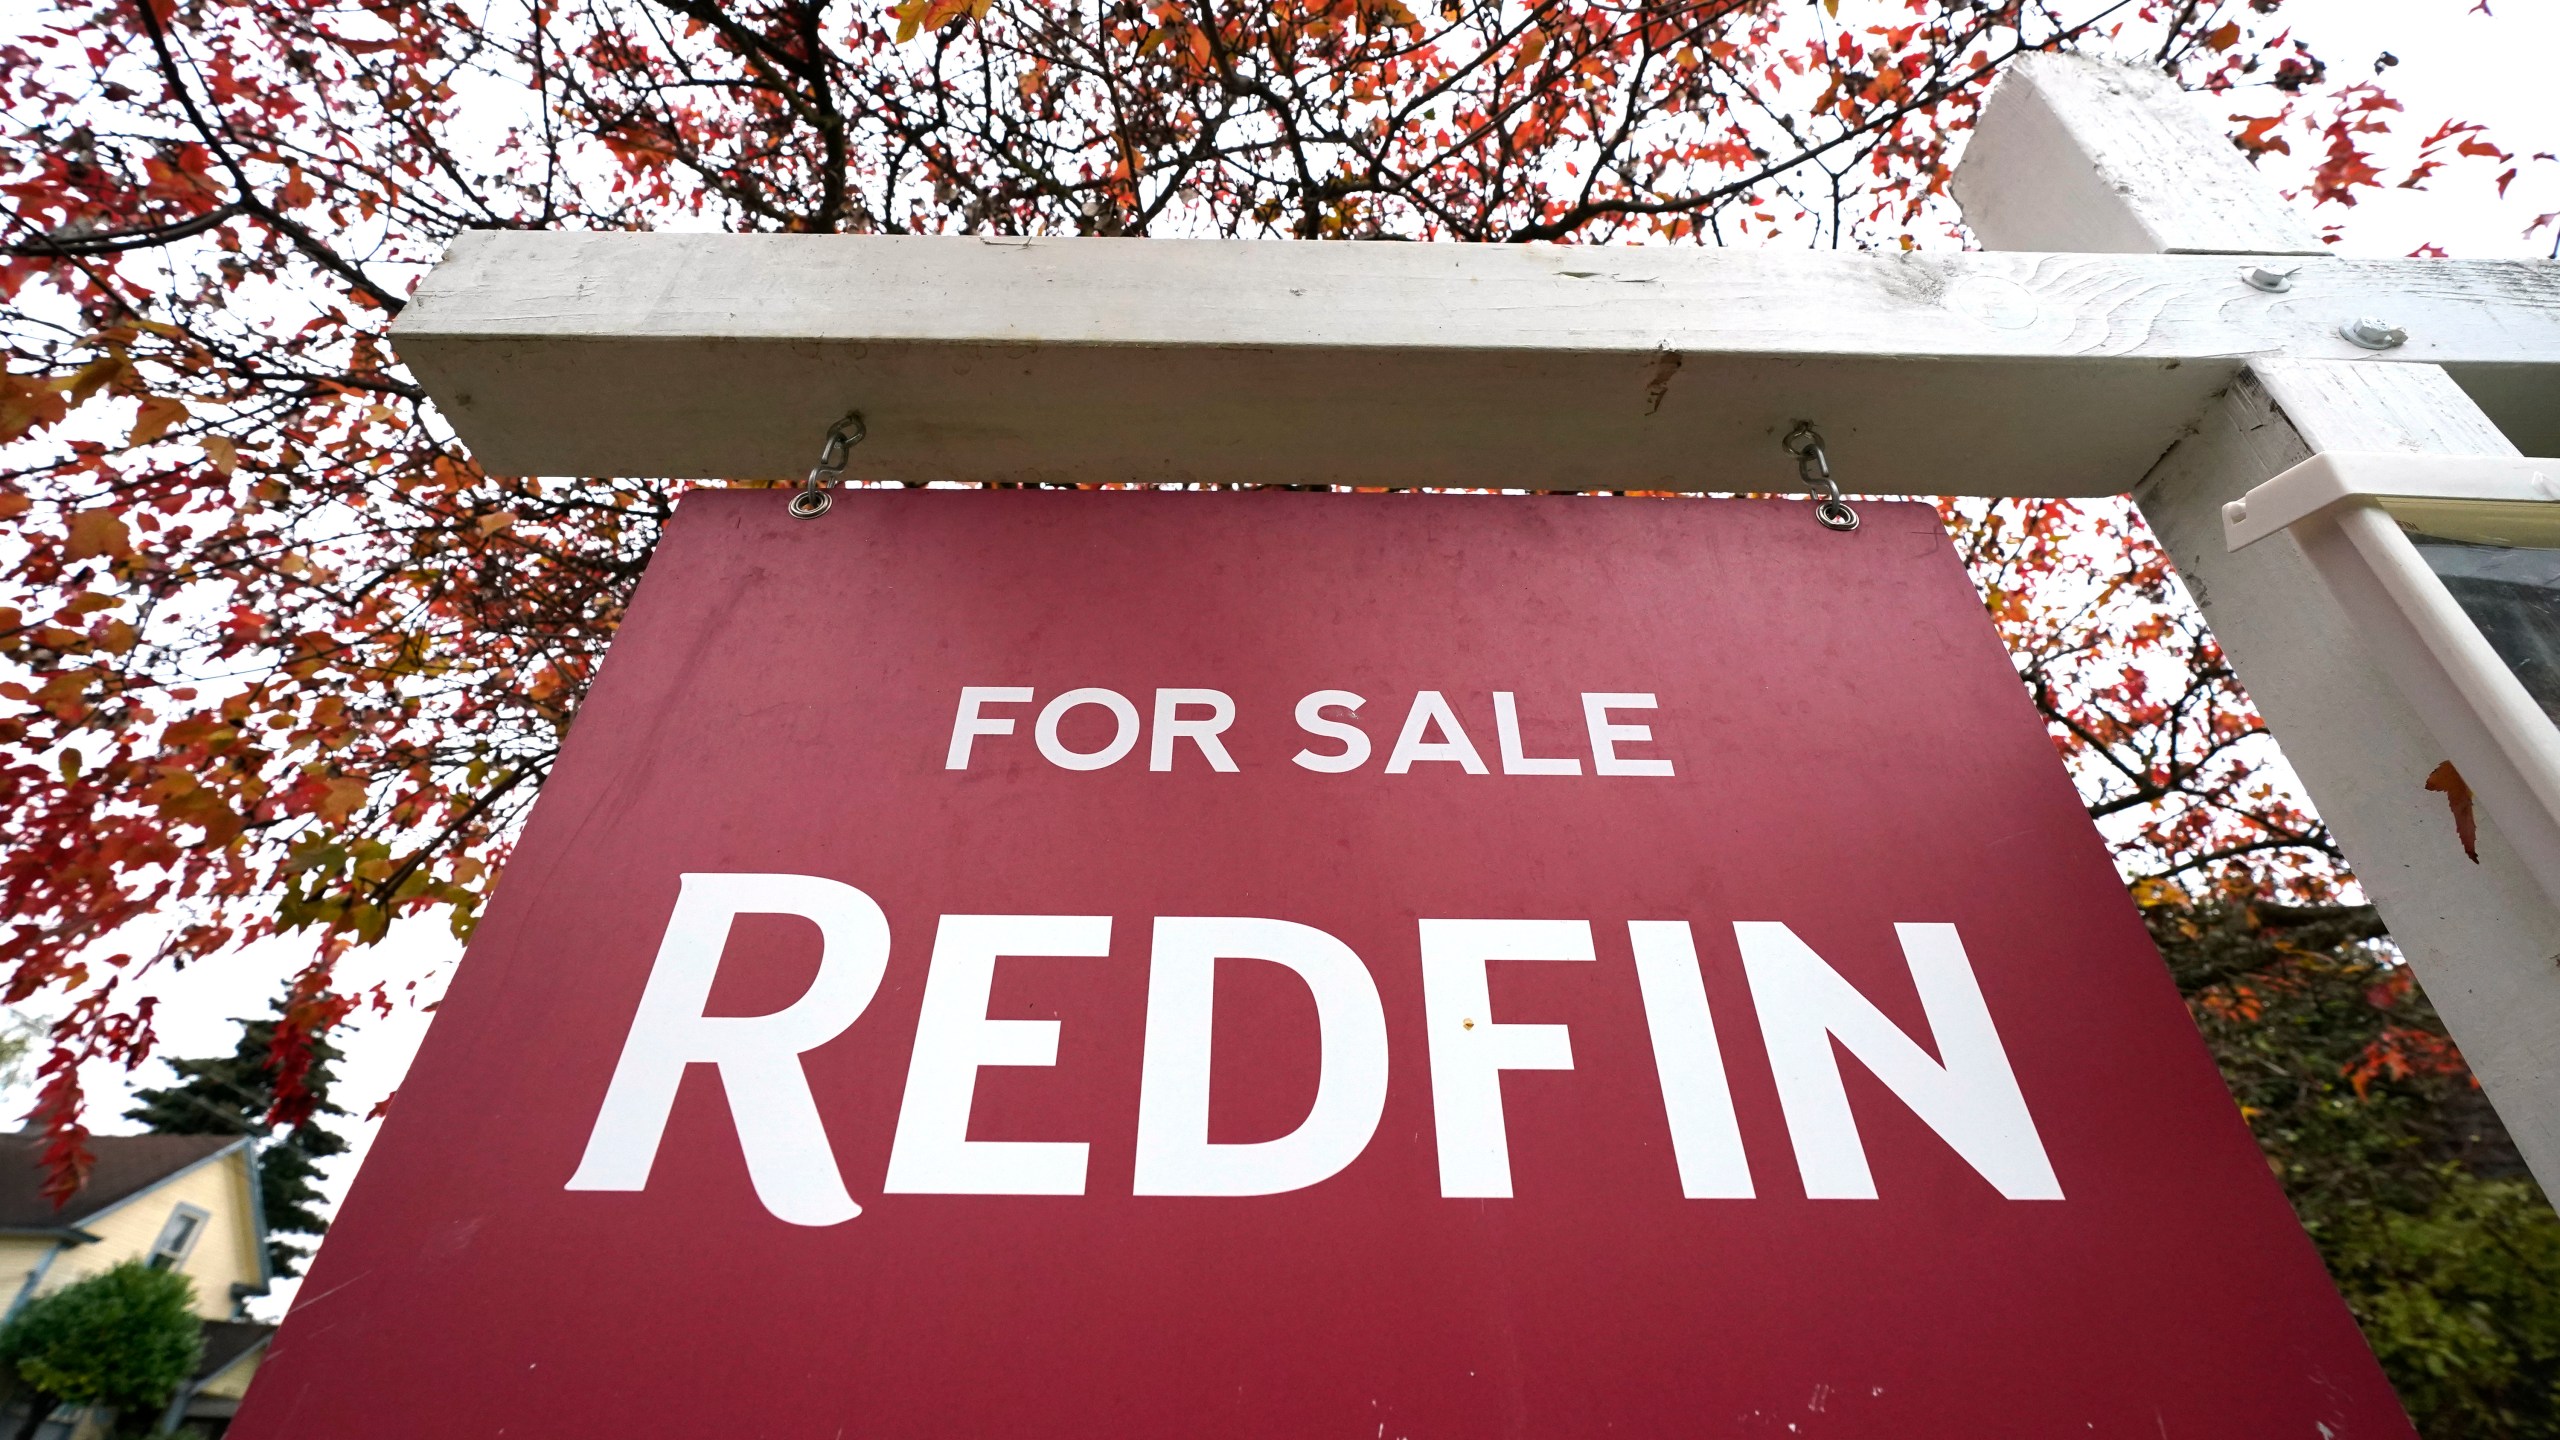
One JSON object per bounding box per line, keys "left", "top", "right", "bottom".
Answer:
{"left": 0, "top": 0, "right": 2534, "bottom": 1217}
{"left": 1943, "top": 494, "right": 2351, "bottom": 901}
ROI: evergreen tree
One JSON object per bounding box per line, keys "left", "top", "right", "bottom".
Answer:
{"left": 126, "top": 998, "right": 349, "bottom": 1279}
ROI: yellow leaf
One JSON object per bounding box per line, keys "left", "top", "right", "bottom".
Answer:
{"left": 65, "top": 354, "right": 130, "bottom": 403}
{"left": 477, "top": 511, "right": 516, "bottom": 536}
{"left": 1823, "top": 0, "right": 1838, "bottom": 13}
{"left": 64, "top": 509, "right": 131, "bottom": 561}
{"left": 318, "top": 776, "right": 369, "bottom": 825}
{"left": 202, "top": 434, "right": 238, "bottom": 475}
{"left": 129, "top": 395, "right": 189, "bottom": 447}
{"left": 0, "top": 372, "right": 71, "bottom": 443}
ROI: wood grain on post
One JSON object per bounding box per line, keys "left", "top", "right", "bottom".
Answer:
{"left": 390, "top": 231, "right": 2558, "bottom": 492}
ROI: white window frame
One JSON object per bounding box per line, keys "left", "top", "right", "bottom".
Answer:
{"left": 148, "top": 1202, "right": 211, "bottom": 1271}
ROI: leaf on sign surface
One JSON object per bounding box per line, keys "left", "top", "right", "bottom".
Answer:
{"left": 2424, "top": 760, "right": 2478, "bottom": 863}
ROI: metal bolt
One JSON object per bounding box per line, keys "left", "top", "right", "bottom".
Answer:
{"left": 2241, "top": 264, "right": 2299, "bottom": 293}
{"left": 2340, "top": 316, "right": 2409, "bottom": 351}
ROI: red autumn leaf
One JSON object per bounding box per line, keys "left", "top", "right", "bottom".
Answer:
{"left": 268, "top": 959, "right": 360, "bottom": 1128}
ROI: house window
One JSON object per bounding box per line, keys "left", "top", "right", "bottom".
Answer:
{"left": 148, "top": 1203, "right": 210, "bottom": 1271}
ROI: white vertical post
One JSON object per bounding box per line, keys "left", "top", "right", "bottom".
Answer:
{"left": 1955, "top": 54, "right": 2560, "bottom": 1194}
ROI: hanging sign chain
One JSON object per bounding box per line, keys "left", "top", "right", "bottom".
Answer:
{"left": 1781, "top": 422, "right": 1860, "bottom": 533}
{"left": 789, "top": 412, "right": 867, "bottom": 518}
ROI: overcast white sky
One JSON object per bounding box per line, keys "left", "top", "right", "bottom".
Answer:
{"left": 15, "top": 0, "right": 2555, "bottom": 1318}
{"left": 2244, "top": 0, "right": 2560, "bottom": 260}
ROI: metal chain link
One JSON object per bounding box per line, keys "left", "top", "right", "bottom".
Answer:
{"left": 1781, "top": 422, "right": 1859, "bottom": 532}
{"left": 789, "top": 412, "right": 866, "bottom": 518}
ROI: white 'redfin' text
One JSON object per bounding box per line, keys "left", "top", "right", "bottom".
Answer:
{"left": 566, "top": 875, "right": 2062, "bottom": 1226}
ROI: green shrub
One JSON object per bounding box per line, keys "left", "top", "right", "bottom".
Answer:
{"left": 0, "top": 1261, "right": 202, "bottom": 1439}
{"left": 2324, "top": 1177, "right": 2560, "bottom": 1438}
{"left": 2151, "top": 889, "right": 2560, "bottom": 1438}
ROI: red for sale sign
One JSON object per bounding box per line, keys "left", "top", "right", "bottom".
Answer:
{"left": 235, "top": 490, "right": 2410, "bottom": 1437}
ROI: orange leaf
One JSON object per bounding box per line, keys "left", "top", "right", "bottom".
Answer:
{"left": 317, "top": 775, "right": 370, "bottom": 825}
{"left": 129, "top": 394, "right": 190, "bottom": 447}
{"left": 0, "top": 372, "right": 71, "bottom": 443}
{"left": 64, "top": 509, "right": 131, "bottom": 561}
{"left": 2424, "top": 760, "right": 2478, "bottom": 863}
{"left": 2231, "top": 113, "right": 2291, "bottom": 158}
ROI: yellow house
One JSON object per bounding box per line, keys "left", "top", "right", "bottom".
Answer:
{"left": 0, "top": 1133, "right": 276, "bottom": 1437}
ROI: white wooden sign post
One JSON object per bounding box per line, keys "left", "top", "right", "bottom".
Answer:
{"left": 390, "top": 56, "right": 2560, "bottom": 1192}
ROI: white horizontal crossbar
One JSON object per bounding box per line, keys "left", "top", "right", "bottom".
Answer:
{"left": 394, "top": 232, "right": 2560, "bottom": 494}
